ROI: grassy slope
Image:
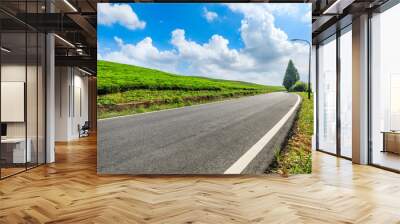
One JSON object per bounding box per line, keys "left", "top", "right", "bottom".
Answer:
{"left": 98, "top": 60, "right": 277, "bottom": 95}
{"left": 272, "top": 92, "right": 313, "bottom": 175}
{"left": 98, "top": 61, "right": 285, "bottom": 118}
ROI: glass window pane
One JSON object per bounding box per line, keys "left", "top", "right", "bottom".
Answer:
{"left": 340, "top": 28, "right": 352, "bottom": 158}
{"left": 38, "top": 33, "right": 45, "bottom": 165}
{"left": 27, "top": 31, "right": 38, "bottom": 169}
{"left": 1, "top": 31, "right": 27, "bottom": 177}
{"left": 371, "top": 4, "right": 400, "bottom": 171}
{"left": 0, "top": 0, "right": 46, "bottom": 179}
{"left": 318, "top": 36, "right": 337, "bottom": 154}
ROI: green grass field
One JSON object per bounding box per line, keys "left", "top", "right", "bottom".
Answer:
{"left": 97, "top": 61, "right": 285, "bottom": 119}
{"left": 271, "top": 92, "right": 313, "bottom": 175}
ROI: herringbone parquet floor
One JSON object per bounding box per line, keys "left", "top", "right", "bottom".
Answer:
{"left": 1, "top": 135, "right": 400, "bottom": 223}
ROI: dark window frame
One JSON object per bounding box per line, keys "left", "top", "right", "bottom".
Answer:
{"left": 0, "top": 0, "right": 47, "bottom": 180}
{"left": 315, "top": 20, "right": 353, "bottom": 161}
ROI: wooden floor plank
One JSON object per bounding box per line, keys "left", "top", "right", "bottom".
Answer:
{"left": 0, "top": 134, "right": 400, "bottom": 223}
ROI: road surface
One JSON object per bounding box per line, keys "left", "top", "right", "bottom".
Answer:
{"left": 98, "top": 92, "right": 300, "bottom": 174}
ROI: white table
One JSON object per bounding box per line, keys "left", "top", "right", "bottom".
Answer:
{"left": 1, "top": 138, "right": 31, "bottom": 163}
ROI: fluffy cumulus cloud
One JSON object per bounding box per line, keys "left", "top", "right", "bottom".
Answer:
{"left": 104, "top": 36, "right": 178, "bottom": 73}
{"left": 101, "top": 4, "right": 309, "bottom": 85}
{"left": 225, "top": 4, "right": 309, "bottom": 83}
{"left": 203, "top": 8, "right": 218, "bottom": 22}
{"left": 98, "top": 3, "right": 145, "bottom": 30}
{"left": 169, "top": 29, "right": 256, "bottom": 80}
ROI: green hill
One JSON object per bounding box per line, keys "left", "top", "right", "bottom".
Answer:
{"left": 97, "top": 60, "right": 284, "bottom": 118}
{"left": 98, "top": 60, "right": 281, "bottom": 94}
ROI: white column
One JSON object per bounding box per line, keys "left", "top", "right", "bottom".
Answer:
{"left": 352, "top": 14, "right": 369, "bottom": 164}
{"left": 46, "top": 33, "right": 55, "bottom": 163}
{"left": 312, "top": 45, "right": 317, "bottom": 151}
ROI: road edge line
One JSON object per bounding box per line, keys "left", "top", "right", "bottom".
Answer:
{"left": 224, "top": 94, "right": 301, "bottom": 174}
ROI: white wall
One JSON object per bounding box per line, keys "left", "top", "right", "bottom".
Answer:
{"left": 1, "top": 63, "right": 46, "bottom": 164}
{"left": 1, "top": 64, "right": 25, "bottom": 81}
{"left": 1, "top": 65, "right": 26, "bottom": 138}
{"left": 55, "top": 67, "right": 89, "bottom": 141}
{"left": 55, "top": 66, "right": 70, "bottom": 141}
{"left": 1, "top": 82, "right": 25, "bottom": 122}
{"left": 71, "top": 72, "right": 89, "bottom": 138}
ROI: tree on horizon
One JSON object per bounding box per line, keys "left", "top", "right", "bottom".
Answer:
{"left": 282, "top": 60, "right": 300, "bottom": 91}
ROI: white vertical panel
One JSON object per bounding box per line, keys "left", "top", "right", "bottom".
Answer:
{"left": 46, "top": 33, "right": 55, "bottom": 163}
{"left": 340, "top": 29, "right": 353, "bottom": 158}
{"left": 390, "top": 74, "right": 400, "bottom": 130}
{"left": 1, "top": 82, "right": 25, "bottom": 122}
{"left": 318, "top": 37, "right": 337, "bottom": 154}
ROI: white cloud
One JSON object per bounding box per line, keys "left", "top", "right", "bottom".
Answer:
{"left": 226, "top": 3, "right": 311, "bottom": 24}
{"left": 101, "top": 4, "right": 310, "bottom": 85}
{"left": 301, "top": 11, "right": 312, "bottom": 24}
{"left": 169, "top": 29, "right": 255, "bottom": 80}
{"left": 203, "top": 8, "right": 218, "bottom": 22}
{"left": 98, "top": 3, "right": 145, "bottom": 30}
{"left": 104, "top": 36, "right": 178, "bottom": 73}
{"left": 263, "top": 4, "right": 300, "bottom": 16}
{"left": 226, "top": 4, "right": 309, "bottom": 82}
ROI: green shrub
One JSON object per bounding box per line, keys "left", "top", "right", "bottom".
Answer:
{"left": 289, "top": 81, "right": 307, "bottom": 92}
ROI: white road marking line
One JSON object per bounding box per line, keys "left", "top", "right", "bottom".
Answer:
{"left": 224, "top": 94, "right": 301, "bottom": 174}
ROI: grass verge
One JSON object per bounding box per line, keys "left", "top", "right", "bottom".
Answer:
{"left": 98, "top": 90, "right": 276, "bottom": 119}
{"left": 269, "top": 92, "right": 313, "bottom": 176}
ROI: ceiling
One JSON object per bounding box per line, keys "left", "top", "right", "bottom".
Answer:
{"left": 0, "top": 0, "right": 393, "bottom": 74}
{"left": 0, "top": 0, "right": 97, "bottom": 74}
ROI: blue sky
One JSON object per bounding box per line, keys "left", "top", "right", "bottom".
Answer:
{"left": 98, "top": 3, "right": 311, "bottom": 85}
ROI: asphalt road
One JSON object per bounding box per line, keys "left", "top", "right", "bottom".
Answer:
{"left": 98, "top": 92, "right": 299, "bottom": 174}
